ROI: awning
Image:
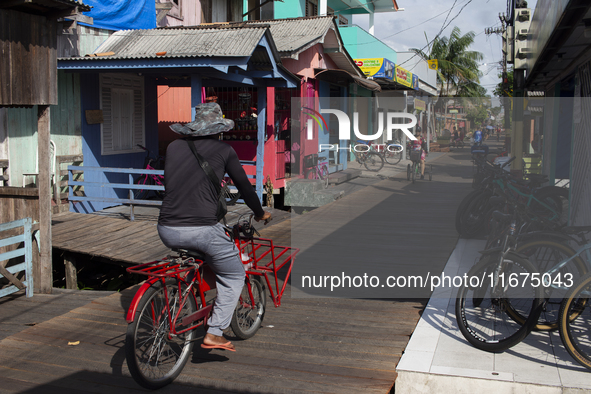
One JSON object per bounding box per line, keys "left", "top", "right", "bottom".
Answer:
{"left": 314, "top": 69, "right": 381, "bottom": 92}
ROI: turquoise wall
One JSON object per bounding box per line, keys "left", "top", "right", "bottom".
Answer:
{"left": 4, "top": 71, "right": 83, "bottom": 189}
{"left": 273, "top": 0, "right": 305, "bottom": 18}
{"left": 339, "top": 25, "right": 397, "bottom": 63}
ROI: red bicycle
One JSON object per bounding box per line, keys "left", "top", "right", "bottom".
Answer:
{"left": 124, "top": 214, "right": 298, "bottom": 389}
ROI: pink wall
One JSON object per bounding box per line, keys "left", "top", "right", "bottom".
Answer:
{"left": 282, "top": 44, "right": 339, "bottom": 80}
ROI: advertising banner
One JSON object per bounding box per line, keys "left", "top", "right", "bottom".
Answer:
{"left": 355, "top": 58, "right": 396, "bottom": 81}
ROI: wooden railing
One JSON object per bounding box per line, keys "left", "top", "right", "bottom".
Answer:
{"left": 0, "top": 218, "right": 33, "bottom": 298}
{"left": 68, "top": 161, "right": 258, "bottom": 220}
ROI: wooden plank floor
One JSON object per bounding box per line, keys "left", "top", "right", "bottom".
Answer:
{"left": 0, "top": 149, "right": 477, "bottom": 393}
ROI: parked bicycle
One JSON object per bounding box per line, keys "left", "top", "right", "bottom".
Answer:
{"left": 303, "top": 153, "right": 329, "bottom": 188}
{"left": 367, "top": 141, "right": 404, "bottom": 165}
{"left": 353, "top": 141, "right": 384, "bottom": 172}
{"left": 125, "top": 214, "right": 299, "bottom": 389}
{"left": 134, "top": 144, "right": 165, "bottom": 200}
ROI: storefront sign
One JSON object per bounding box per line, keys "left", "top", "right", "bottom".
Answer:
{"left": 355, "top": 58, "right": 419, "bottom": 90}
{"left": 355, "top": 58, "right": 396, "bottom": 81}
{"left": 414, "top": 99, "right": 426, "bottom": 111}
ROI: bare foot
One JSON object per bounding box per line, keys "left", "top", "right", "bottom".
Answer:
{"left": 202, "top": 333, "right": 235, "bottom": 351}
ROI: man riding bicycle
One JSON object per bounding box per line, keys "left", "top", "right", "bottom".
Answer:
{"left": 157, "top": 103, "right": 271, "bottom": 352}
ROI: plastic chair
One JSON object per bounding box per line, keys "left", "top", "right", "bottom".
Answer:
{"left": 23, "top": 140, "right": 56, "bottom": 187}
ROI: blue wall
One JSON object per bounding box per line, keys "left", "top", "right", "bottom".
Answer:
{"left": 75, "top": 73, "right": 159, "bottom": 213}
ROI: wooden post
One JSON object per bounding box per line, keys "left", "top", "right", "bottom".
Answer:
{"left": 63, "top": 253, "right": 78, "bottom": 290}
{"left": 37, "top": 105, "right": 52, "bottom": 294}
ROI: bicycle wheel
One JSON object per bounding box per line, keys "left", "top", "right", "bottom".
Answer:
{"left": 384, "top": 145, "right": 403, "bottom": 165}
{"left": 559, "top": 272, "right": 591, "bottom": 371}
{"left": 319, "top": 165, "right": 329, "bottom": 188}
{"left": 411, "top": 162, "right": 416, "bottom": 183}
{"left": 460, "top": 190, "right": 493, "bottom": 238}
{"left": 531, "top": 186, "right": 569, "bottom": 227}
{"left": 305, "top": 168, "right": 317, "bottom": 180}
{"left": 126, "top": 279, "right": 197, "bottom": 389}
{"left": 455, "top": 190, "right": 483, "bottom": 235}
{"left": 455, "top": 252, "right": 544, "bottom": 352}
{"left": 133, "top": 175, "right": 153, "bottom": 200}
{"left": 230, "top": 276, "right": 267, "bottom": 339}
{"left": 222, "top": 179, "right": 241, "bottom": 206}
{"left": 363, "top": 153, "right": 384, "bottom": 172}
{"left": 407, "top": 164, "right": 411, "bottom": 181}
{"left": 514, "top": 236, "right": 586, "bottom": 331}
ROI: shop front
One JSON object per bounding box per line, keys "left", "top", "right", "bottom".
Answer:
{"left": 58, "top": 25, "right": 298, "bottom": 212}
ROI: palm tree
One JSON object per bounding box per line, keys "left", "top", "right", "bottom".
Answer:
{"left": 412, "top": 26, "right": 484, "bottom": 97}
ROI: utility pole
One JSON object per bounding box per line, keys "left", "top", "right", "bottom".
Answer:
{"left": 511, "top": 1, "right": 531, "bottom": 175}
{"left": 486, "top": 15, "right": 511, "bottom": 131}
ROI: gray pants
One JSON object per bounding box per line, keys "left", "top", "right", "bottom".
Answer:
{"left": 157, "top": 223, "right": 245, "bottom": 337}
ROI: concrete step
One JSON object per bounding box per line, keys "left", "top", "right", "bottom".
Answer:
{"left": 327, "top": 168, "right": 361, "bottom": 185}
{"left": 284, "top": 179, "right": 344, "bottom": 208}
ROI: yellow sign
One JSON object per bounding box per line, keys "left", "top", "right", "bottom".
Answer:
{"left": 428, "top": 59, "right": 438, "bottom": 70}
{"left": 414, "top": 99, "right": 426, "bottom": 111}
{"left": 395, "top": 66, "right": 413, "bottom": 88}
{"left": 355, "top": 58, "right": 385, "bottom": 77}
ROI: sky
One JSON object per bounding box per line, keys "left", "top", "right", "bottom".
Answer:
{"left": 352, "top": 0, "right": 538, "bottom": 96}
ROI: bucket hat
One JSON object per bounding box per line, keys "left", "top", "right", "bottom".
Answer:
{"left": 170, "top": 102, "right": 234, "bottom": 136}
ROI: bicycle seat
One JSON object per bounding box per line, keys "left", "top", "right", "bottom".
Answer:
{"left": 173, "top": 248, "right": 208, "bottom": 261}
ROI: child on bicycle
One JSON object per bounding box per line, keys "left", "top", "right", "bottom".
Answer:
{"left": 411, "top": 133, "right": 427, "bottom": 179}
{"left": 158, "top": 103, "right": 271, "bottom": 352}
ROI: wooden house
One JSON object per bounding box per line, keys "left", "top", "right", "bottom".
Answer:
{"left": 0, "top": 0, "right": 91, "bottom": 294}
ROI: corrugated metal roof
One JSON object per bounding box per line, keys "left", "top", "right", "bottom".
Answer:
{"left": 243, "top": 16, "right": 335, "bottom": 57}
{"left": 67, "top": 26, "right": 269, "bottom": 60}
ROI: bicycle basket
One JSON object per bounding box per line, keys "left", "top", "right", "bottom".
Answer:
{"left": 304, "top": 153, "right": 318, "bottom": 168}
{"left": 410, "top": 150, "right": 422, "bottom": 163}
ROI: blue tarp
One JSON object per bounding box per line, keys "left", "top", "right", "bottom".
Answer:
{"left": 81, "top": 0, "right": 156, "bottom": 31}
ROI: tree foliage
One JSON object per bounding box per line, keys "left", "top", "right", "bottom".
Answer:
{"left": 412, "top": 26, "right": 485, "bottom": 97}
{"left": 494, "top": 68, "right": 514, "bottom": 98}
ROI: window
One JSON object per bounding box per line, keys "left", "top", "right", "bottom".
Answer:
{"left": 306, "top": 0, "right": 318, "bottom": 17}
{"left": 100, "top": 74, "right": 145, "bottom": 155}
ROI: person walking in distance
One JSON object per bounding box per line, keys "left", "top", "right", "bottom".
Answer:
{"left": 157, "top": 103, "right": 271, "bottom": 352}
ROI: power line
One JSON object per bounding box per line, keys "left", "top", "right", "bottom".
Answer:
{"left": 399, "top": 0, "right": 475, "bottom": 69}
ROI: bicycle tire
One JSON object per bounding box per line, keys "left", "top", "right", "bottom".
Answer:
{"left": 230, "top": 276, "right": 267, "bottom": 339}
{"left": 222, "top": 186, "right": 241, "bottom": 206}
{"left": 512, "top": 236, "right": 586, "bottom": 331}
{"left": 126, "top": 279, "right": 197, "bottom": 390}
{"left": 305, "top": 168, "right": 317, "bottom": 180}
{"left": 363, "top": 153, "right": 384, "bottom": 172}
{"left": 460, "top": 190, "right": 493, "bottom": 238}
{"left": 559, "top": 272, "right": 591, "bottom": 371}
{"left": 407, "top": 164, "right": 411, "bottom": 181}
{"left": 320, "top": 165, "right": 329, "bottom": 188}
{"left": 455, "top": 252, "right": 544, "bottom": 352}
{"left": 133, "top": 175, "right": 153, "bottom": 200}
{"left": 455, "top": 190, "right": 483, "bottom": 235}
{"left": 384, "top": 146, "right": 403, "bottom": 165}
{"left": 411, "top": 162, "right": 416, "bottom": 183}
{"left": 531, "top": 186, "right": 569, "bottom": 227}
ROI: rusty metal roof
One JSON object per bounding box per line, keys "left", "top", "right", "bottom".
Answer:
{"left": 68, "top": 26, "right": 271, "bottom": 60}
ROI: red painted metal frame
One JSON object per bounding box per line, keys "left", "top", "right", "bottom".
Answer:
{"left": 238, "top": 236, "right": 299, "bottom": 308}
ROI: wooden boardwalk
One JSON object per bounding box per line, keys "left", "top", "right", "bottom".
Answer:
{"left": 1, "top": 149, "right": 476, "bottom": 393}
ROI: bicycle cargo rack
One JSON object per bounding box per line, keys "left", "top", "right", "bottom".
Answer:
{"left": 238, "top": 237, "right": 299, "bottom": 307}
